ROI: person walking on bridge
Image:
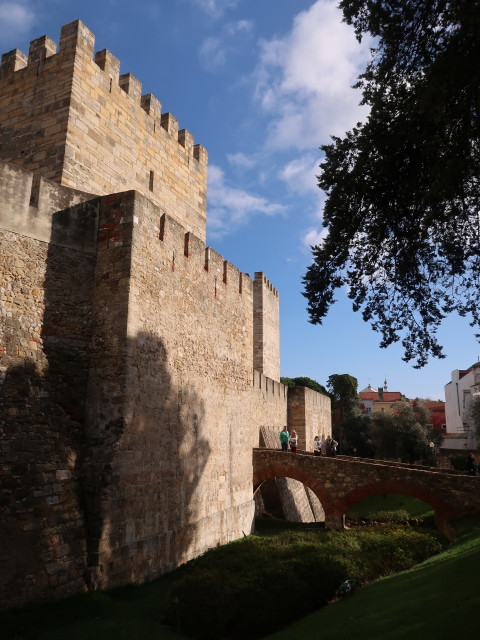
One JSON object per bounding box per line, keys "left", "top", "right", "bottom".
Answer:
{"left": 466, "top": 452, "right": 478, "bottom": 476}
{"left": 323, "top": 435, "right": 338, "bottom": 457}
{"left": 280, "top": 426, "right": 290, "bottom": 452}
{"left": 313, "top": 435, "right": 322, "bottom": 456}
{"left": 289, "top": 430, "right": 298, "bottom": 453}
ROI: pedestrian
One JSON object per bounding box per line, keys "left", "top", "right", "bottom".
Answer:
{"left": 289, "top": 430, "right": 298, "bottom": 453}
{"left": 313, "top": 435, "right": 322, "bottom": 456}
{"left": 279, "top": 426, "right": 290, "bottom": 452}
{"left": 324, "top": 435, "right": 338, "bottom": 457}
{"left": 466, "top": 452, "right": 478, "bottom": 476}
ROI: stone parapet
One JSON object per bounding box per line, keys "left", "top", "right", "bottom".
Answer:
{"left": 0, "top": 21, "right": 208, "bottom": 241}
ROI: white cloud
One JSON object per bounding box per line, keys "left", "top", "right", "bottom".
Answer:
{"left": 302, "top": 226, "right": 329, "bottom": 249}
{"left": 199, "top": 36, "right": 227, "bottom": 69}
{"left": 190, "top": 0, "right": 238, "bottom": 18}
{"left": 254, "top": 0, "right": 372, "bottom": 151}
{"left": 227, "top": 152, "right": 256, "bottom": 169}
{"left": 279, "top": 154, "right": 319, "bottom": 195}
{"left": 0, "top": 1, "right": 36, "bottom": 47}
{"left": 207, "top": 164, "right": 286, "bottom": 238}
{"left": 199, "top": 19, "right": 253, "bottom": 71}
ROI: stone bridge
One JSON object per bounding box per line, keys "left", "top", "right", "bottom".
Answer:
{"left": 253, "top": 449, "right": 480, "bottom": 538}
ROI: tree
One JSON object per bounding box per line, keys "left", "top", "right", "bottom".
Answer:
{"left": 327, "top": 374, "right": 359, "bottom": 417}
{"left": 303, "top": 0, "right": 480, "bottom": 368}
{"left": 327, "top": 373, "right": 360, "bottom": 451}
{"left": 339, "top": 413, "right": 374, "bottom": 458}
{"left": 370, "top": 401, "right": 441, "bottom": 464}
{"left": 280, "top": 376, "right": 330, "bottom": 396}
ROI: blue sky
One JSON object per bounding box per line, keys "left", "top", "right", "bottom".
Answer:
{"left": 2, "top": 0, "right": 478, "bottom": 400}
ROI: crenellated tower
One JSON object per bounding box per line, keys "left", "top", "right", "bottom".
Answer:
{"left": 0, "top": 20, "right": 208, "bottom": 241}
{"left": 253, "top": 272, "right": 280, "bottom": 381}
{"left": 0, "top": 19, "right": 330, "bottom": 610}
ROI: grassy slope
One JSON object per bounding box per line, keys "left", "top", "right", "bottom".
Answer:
{"left": 3, "top": 514, "right": 479, "bottom": 640}
{"left": 265, "top": 515, "right": 480, "bottom": 640}
{"left": 1, "top": 575, "right": 187, "bottom": 640}
{"left": 346, "top": 494, "right": 433, "bottom": 518}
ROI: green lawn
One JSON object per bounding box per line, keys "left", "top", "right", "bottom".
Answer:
{"left": 1, "top": 575, "right": 186, "bottom": 640}
{"left": 346, "top": 493, "right": 434, "bottom": 519}
{"left": 3, "top": 513, "right": 479, "bottom": 640}
{"left": 265, "top": 513, "right": 480, "bottom": 640}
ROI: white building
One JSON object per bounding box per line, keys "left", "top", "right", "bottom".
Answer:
{"left": 444, "top": 362, "right": 480, "bottom": 450}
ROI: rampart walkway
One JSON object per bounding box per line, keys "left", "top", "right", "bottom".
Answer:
{"left": 253, "top": 448, "right": 480, "bottom": 538}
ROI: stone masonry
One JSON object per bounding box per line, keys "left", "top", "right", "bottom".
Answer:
{"left": 0, "top": 22, "right": 331, "bottom": 608}
{"left": 253, "top": 449, "right": 480, "bottom": 538}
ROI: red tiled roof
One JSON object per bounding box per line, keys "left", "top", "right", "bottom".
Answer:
{"left": 359, "top": 391, "right": 403, "bottom": 402}
{"left": 422, "top": 401, "right": 445, "bottom": 409}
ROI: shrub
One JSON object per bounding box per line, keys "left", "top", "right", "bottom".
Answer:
{"left": 347, "top": 509, "right": 410, "bottom": 523}
{"left": 167, "top": 525, "right": 444, "bottom": 639}
{"left": 168, "top": 537, "right": 351, "bottom": 639}
{"left": 449, "top": 454, "right": 467, "bottom": 471}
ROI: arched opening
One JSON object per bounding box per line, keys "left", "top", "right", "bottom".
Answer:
{"left": 253, "top": 463, "right": 335, "bottom": 526}
{"left": 254, "top": 477, "right": 325, "bottom": 523}
{"left": 339, "top": 481, "right": 456, "bottom": 538}
{"left": 346, "top": 492, "right": 434, "bottom": 522}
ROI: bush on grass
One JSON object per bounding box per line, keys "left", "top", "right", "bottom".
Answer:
{"left": 167, "top": 525, "right": 444, "bottom": 639}
{"left": 449, "top": 454, "right": 467, "bottom": 471}
{"left": 347, "top": 509, "right": 410, "bottom": 523}
{"left": 348, "top": 525, "right": 443, "bottom": 581}
{"left": 168, "top": 537, "right": 351, "bottom": 639}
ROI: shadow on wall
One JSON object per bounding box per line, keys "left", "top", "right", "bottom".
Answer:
{"left": 83, "top": 331, "right": 211, "bottom": 588}
{"left": 0, "top": 200, "right": 211, "bottom": 607}
{"left": 0, "top": 229, "right": 95, "bottom": 606}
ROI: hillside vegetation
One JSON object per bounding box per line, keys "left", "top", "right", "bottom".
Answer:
{"left": 2, "top": 512, "right": 479, "bottom": 640}
{"left": 266, "top": 513, "right": 480, "bottom": 640}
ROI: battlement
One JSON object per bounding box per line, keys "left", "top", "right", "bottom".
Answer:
{"left": 254, "top": 272, "right": 279, "bottom": 298}
{"left": 253, "top": 273, "right": 281, "bottom": 381}
{"left": 254, "top": 370, "right": 288, "bottom": 400}
{"left": 0, "top": 20, "right": 208, "bottom": 241}
{"left": 0, "top": 21, "right": 206, "bottom": 165}
{"left": 135, "top": 196, "right": 254, "bottom": 300}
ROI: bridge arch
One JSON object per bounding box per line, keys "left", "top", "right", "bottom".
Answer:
{"left": 339, "top": 480, "right": 457, "bottom": 538}
{"left": 253, "top": 449, "right": 480, "bottom": 538}
{"left": 253, "top": 462, "right": 336, "bottom": 517}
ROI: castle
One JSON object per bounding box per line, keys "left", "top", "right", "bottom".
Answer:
{"left": 0, "top": 21, "right": 331, "bottom": 608}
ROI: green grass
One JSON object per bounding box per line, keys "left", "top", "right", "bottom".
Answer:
{"left": 1, "top": 574, "right": 187, "bottom": 640}
{"left": 347, "top": 493, "right": 434, "bottom": 519}
{"left": 3, "top": 513, "right": 479, "bottom": 640}
{"left": 264, "top": 513, "right": 480, "bottom": 640}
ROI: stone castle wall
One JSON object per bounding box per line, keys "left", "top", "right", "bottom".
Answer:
{"left": 253, "top": 273, "right": 280, "bottom": 381}
{"left": 81, "top": 189, "right": 288, "bottom": 589}
{"left": 0, "top": 162, "right": 290, "bottom": 605}
{"left": 0, "top": 21, "right": 330, "bottom": 608}
{"left": 0, "top": 173, "right": 101, "bottom": 606}
{"left": 0, "top": 21, "right": 208, "bottom": 241}
{"left": 287, "top": 386, "right": 331, "bottom": 451}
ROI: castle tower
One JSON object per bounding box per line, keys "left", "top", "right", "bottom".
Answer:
{"left": 0, "top": 21, "right": 208, "bottom": 241}
{"left": 0, "top": 20, "right": 300, "bottom": 609}
{"left": 253, "top": 272, "right": 280, "bottom": 381}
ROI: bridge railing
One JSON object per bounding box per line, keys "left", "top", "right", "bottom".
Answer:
{"left": 254, "top": 447, "right": 469, "bottom": 477}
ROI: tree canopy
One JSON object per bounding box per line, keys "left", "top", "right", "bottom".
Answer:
{"left": 370, "top": 401, "right": 441, "bottom": 464}
{"left": 303, "top": 0, "right": 480, "bottom": 367}
{"left": 280, "top": 376, "right": 330, "bottom": 396}
{"left": 327, "top": 373, "right": 359, "bottom": 416}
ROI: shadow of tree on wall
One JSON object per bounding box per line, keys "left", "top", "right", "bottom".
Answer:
{"left": 0, "top": 199, "right": 211, "bottom": 607}
{"left": 83, "top": 331, "right": 211, "bottom": 588}
{"left": 0, "top": 223, "right": 95, "bottom": 606}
